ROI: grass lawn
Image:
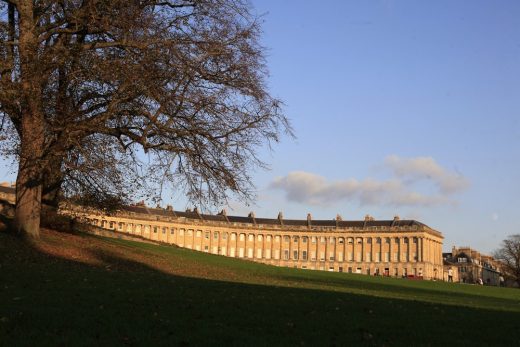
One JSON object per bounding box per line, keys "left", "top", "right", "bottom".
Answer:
{"left": 1, "top": 228, "right": 519, "bottom": 346}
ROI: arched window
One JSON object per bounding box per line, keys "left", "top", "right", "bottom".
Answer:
{"left": 293, "top": 236, "right": 299, "bottom": 243}
{"left": 338, "top": 237, "right": 344, "bottom": 244}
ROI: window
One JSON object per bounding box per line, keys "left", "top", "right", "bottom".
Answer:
{"left": 266, "top": 235, "right": 272, "bottom": 242}
{"left": 109, "top": 221, "right": 114, "bottom": 229}
{"left": 248, "top": 234, "right": 254, "bottom": 242}
{"left": 118, "top": 223, "right": 124, "bottom": 231}
{"left": 348, "top": 267, "right": 352, "bottom": 273}
{"left": 204, "top": 245, "right": 209, "bottom": 251}
{"left": 376, "top": 238, "right": 381, "bottom": 244}
{"left": 187, "top": 229, "right": 193, "bottom": 236}
{"left": 311, "top": 251, "right": 316, "bottom": 261}
{"left": 357, "top": 238, "right": 363, "bottom": 244}
{"left": 366, "top": 253, "right": 371, "bottom": 262}
{"left": 366, "top": 238, "right": 372, "bottom": 244}
{"left": 413, "top": 237, "right": 418, "bottom": 243}
{"left": 162, "top": 227, "right": 167, "bottom": 234}
{"left": 338, "top": 237, "right": 344, "bottom": 244}
{"left": 347, "top": 252, "right": 353, "bottom": 261}
{"left": 384, "top": 252, "right": 389, "bottom": 262}
{"left": 258, "top": 234, "right": 263, "bottom": 241}
{"left": 320, "top": 237, "right": 326, "bottom": 244}
{"left": 196, "top": 230, "right": 201, "bottom": 237}
{"left": 205, "top": 232, "right": 210, "bottom": 239}
{"left": 375, "top": 253, "right": 380, "bottom": 262}
{"left": 231, "top": 233, "right": 236, "bottom": 241}
{"left": 404, "top": 238, "right": 409, "bottom": 244}
{"left": 275, "top": 235, "right": 280, "bottom": 242}
{"left": 153, "top": 226, "right": 158, "bottom": 233}
{"left": 284, "top": 250, "right": 289, "bottom": 260}
{"left": 170, "top": 228, "right": 175, "bottom": 235}
{"left": 214, "top": 232, "right": 219, "bottom": 240}
{"left": 329, "top": 237, "right": 335, "bottom": 244}
{"left": 293, "top": 236, "right": 299, "bottom": 243}
{"left": 320, "top": 252, "right": 325, "bottom": 261}
{"left": 179, "top": 228, "right": 185, "bottom": 236}
{"left": 385, "top": 238, "right": 390, "bottom": 244}
{"left": 302, "top": 251, "right": 308, "bottom": 260}
{"left": 458, "top": 257, "right": 467, "bottom": 263}
{"left": 311, "top": 236, "right": 317, "bottom": 244}
{"left": 347, "top": 238, "right": 353, "bottom": 244}
{"left": 239, "top": 234, "right": 245, "bottom": 241}
{"left": 394, "top": 237, "right": 399, "bottom": 243}
{"left": 284, "top": 236, "right": 290, "bottom": 243}
{"left": 293, "top": 250, "right": 299, "bottom": 260}
{"left": 302, "top": 237, "right": 308, "bottom": 243}
{"left": 329, "top": 251, "right": 334, "bottom": 261}
{"left": 222, "top": 233, "right": 228, "bottom": 240}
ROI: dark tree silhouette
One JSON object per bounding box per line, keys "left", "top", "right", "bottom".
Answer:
{"left": 0, "top": 0, "right": 291, "bottom": 238}
{"left": 494, "top": 234, "right": 520, "bottom": 287}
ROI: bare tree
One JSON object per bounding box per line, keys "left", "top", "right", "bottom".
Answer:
{"left": 0, "top": 0, "right": 291, "bottom": 239}
{"left": 494, "top": 235, "right": 520, "bottom": 287}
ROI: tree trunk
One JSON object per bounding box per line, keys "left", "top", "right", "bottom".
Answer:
{"left": 14, "top": 1, "right": 44, "bottom": 239}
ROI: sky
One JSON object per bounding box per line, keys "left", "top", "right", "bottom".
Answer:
{"left": 1, "top": 1, "right": 519, "bottom": 253}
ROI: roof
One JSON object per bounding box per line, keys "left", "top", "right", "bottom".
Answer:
{"left": 120, "top": 205, "right": 433, "bottom": 232}
{"left": 0, "top": 186, "right": 15, "bottom": 194}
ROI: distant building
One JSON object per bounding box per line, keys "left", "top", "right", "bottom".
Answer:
{"left": 0, "top": 184, "right": 446, "bottom": 279}
{"left": 65, "top": 203, "right": 445, "bottom": 280}
{"left": 443, "top": 246, "right": 502, "bottom": 286}
{"left": 0, "top": 182, "right": 16, "bottom": 204}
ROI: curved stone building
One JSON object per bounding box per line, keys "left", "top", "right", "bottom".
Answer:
{"left": 75, "top": 204, "right": 444, "bottom": 279}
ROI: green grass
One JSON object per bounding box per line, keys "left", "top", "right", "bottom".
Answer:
{"left": 1, "top": 229, "right": 519, "bottom": 346}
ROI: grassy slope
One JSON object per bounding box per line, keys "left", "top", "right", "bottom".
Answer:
{"left": 1, "top": 229, "right": 519, "bottom": 346}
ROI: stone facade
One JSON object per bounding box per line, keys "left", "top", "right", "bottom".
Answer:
{"left": 68, "top": 204, "right": 445, "bottom": 280}
{"left": 0, "top": 184, "right": 445, "bottom": 279}
{"left": 443, "top": 247, "right": 502, "bottom": 285}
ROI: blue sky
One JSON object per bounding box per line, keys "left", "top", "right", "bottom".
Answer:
{"left": 1, "top": 1, "right": 519, "bottom": 253}
{"left": 242, "top": 0, "right": 520, "bottom": 253}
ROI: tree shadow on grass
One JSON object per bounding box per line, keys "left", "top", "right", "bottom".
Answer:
{"left": 1, "top": 230, "right": 519, "bottom": 347}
